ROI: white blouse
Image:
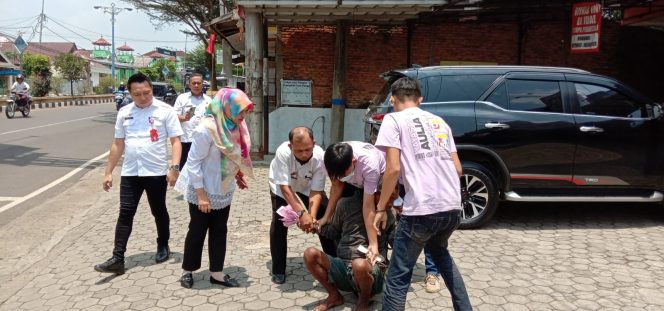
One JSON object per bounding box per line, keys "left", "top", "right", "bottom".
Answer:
{"left": 175, "top": 120, "right": 239, "bottom": 209}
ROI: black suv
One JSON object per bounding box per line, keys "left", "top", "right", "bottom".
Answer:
{"left": 365, "top": 66, "right": 664, "bottom": 228}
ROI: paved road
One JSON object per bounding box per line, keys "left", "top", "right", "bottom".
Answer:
{"left": 0, "top": 102, "right": 116, "bottom": 223}
{"left": 0, "top": 164, "right": 662, "bottom": 310}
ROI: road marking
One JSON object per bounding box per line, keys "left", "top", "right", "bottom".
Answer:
{"left": 0, "top": 197, "right": 21, "bottom": 201}
{"left": 0, "top": 116, "right": 100, "bottom": 136}
{"left": 0, "top": 151, "right": 109, "bottom": 214}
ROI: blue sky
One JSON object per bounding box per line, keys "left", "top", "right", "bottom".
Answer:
{"left": 0, "top": 0, "right": 203, "bottom": 54}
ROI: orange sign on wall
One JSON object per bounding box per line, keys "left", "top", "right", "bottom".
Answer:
{"left": 571, "top": 2, "right": 602, "bottom": 53}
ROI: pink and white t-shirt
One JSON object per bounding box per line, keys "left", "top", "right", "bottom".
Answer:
{"left": 344, "top": 141, "right": 386, "bottom": 195}
{"left": 375, "top": 107, "right": 461, "bottom": 216}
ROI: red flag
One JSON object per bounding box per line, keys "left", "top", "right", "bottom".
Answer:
{"left": 207, "top": 33, "right": 216, "bottom": 54}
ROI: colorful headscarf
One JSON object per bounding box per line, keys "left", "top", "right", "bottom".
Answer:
{"left": 202, "top": 87, "right": 254, "bottom": 192}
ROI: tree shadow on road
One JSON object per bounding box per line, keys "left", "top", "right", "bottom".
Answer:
{"left": 481, "top": 202, "right": 664, "bottom": 230}
{"left": 0, "top": 144, "right": 104, "bottom": 168}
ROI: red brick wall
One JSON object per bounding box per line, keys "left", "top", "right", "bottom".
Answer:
{"left": 280, "top": 19, "right": 659, "bottom": 108}
{"left": 279, "top": 25, "right": 335, "bottom": 107}
{"left": 346, "top": 25, "right": 408, "bottom": 107}
{"left": 411, "top": 23, "right": 519, "bottom": 66}
{"left": 280, "top": 25, "right": 408, "bottom": 108}
{"left": 522, "top": 21, "right": 621, "bottom": 78}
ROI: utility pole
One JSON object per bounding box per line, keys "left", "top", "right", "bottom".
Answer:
{"left": 94, "top": 3, "right": 133, "bottom": 80}
{"left": 38, "top": 0, "right": 45, "bottom": 43}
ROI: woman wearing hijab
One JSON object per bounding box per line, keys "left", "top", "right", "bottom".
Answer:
{"left": 174, "top": 87, "right": 254, "bottom": 289}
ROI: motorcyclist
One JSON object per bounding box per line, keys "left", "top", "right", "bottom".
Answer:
{"left": 10, "top": 74, "right": 30, "bottom": 105}
{"left": 117, "top": 82, "right": 126, "bottom": 92}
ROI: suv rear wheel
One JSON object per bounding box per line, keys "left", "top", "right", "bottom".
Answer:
{"left": 459, "top": 163, "right": 499, "bottom": 229}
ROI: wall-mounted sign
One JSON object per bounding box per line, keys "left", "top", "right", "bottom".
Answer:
{"left": 571, "top": 2, "right": 602, "bottom": 53}
{"left": 281, "top": 79, "right": 312, "bottom": 106}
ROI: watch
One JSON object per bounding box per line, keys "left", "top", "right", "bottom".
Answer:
{"left": 169, "top": 164, "right": 180, "bottom": 172}
{"left": 297, "top": 210, "right": 306, "bottom": 218}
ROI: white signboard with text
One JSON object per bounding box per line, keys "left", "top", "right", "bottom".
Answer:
{"left": 281, "top": 80, "right": 312, "bottom": 106}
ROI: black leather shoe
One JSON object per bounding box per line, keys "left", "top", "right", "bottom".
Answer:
{"left": 271, "top": 274, "right": 286, "bottom": 284}
{"left": 155, "top": 245, "right": 170, "bottom": 263}
{"left": 180, "top": 273, "right": 194, "bottom": 289}
{"left": 210, "top": 274, "right": 240, "bottom": 287}
{"left": 94, "top": 257, "right": 125, "bottom": 275}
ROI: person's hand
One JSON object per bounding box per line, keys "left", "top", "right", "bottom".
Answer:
{"left": 373, "top": 210, "right": 388, "bottom": 235}
{"left": 367, "top": 243, "right": 380, "bottom": 265}
{"left": 298, "top": 212, "right": 313, "bottom": 232}
{"left": 235, "top": 172, "right": 248, "bottom": 189}
{"left": 167, "top": 170, "right": 179, "bottom": 187}
{"left": 102, "top": 173, "right": 113, "bottom": 192}
{"left": 198, "top": 193, "right": 211, "bottom": 213}
{"left": 316, "top": 216, "right": 329, "bottom": 229}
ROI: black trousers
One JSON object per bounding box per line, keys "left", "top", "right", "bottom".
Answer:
{"left": 180, "top": 142, "right": 192, "bottom": 169}
{"left": 112, "top": 176, "right": 170, "bottom": 260}
{"left": 182, "top": 203, "right": 231, "bottom": 272}
{"left": 270, "top": 192, "right": 337, "bottom": 275}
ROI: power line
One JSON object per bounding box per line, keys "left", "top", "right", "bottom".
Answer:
{"left": 47, "top": 15, "right": 191, "bottom": 44}
{"left": 0, "top": 15, "right": 39, "bottom": 27}
{"left": 47, "top": 17, "right": 94, "bottom": 43}
{"left": 43, "top": 25, "right": 74, "bottom": 44}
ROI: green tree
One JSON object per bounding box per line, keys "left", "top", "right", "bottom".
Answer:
{"left": 54, "top": 53, "right": 89, "bottom": 96}
{"left": 22, "top": 53, "right": 52, "bottom": 96}
{"left": 21, "top": 53, "right": 51, "bottom": 76}
{"left": 138, "top": 66, "right": 161, "bottom": 82}
{"left": 151, "top": 58, "right": 177, "bottom": 81}
{"left": 186, "top": 44, "right": 208, "bottom": 76}
{"left": 121, "top": 0, "right": 237, "bottom": 90}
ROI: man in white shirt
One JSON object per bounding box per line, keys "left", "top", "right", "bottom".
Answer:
{"left": 10, "top": 74, "right": 30, "bottom": 105}
{"left": 268, "top": 127, "right": 337, "bottom": 284}
{"left": 95, "top": 73, "right": 184, "bottom": 275}
{"left": 173, "top": 73, "right": 211, "bottom": 168}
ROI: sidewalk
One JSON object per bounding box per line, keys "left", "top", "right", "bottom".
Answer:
{"left": 1, "top": 165, "right": 664, "bottom": 310}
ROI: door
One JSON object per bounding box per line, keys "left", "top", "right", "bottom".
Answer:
{"left": 475, "top": 73, "right": 578, "bottom": 188}
{"left": 568, "top": 76, "right": 662, "bottom": 189}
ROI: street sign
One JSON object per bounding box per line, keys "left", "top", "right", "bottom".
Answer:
{"left": 161, "top": 66, "right": 170, "bottom": 77}
{"left": 14, "top": 35, "right": 28, "bottom": 54}
{"left": 156, "top": 47, "right": 176, "bottom": 57}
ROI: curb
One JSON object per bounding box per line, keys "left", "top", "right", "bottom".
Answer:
{"left": 1, "top": 98, "right": 113, "bottom": 113}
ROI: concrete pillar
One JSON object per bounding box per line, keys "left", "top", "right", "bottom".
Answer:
{"left": 331, "top": 20, "right": 348, "bottom": 144}
{"left": 222, "top": 39, "right": 235, "bottom": 88}
{"left": 245, "top": 13, "right": 265, "bottom": 156}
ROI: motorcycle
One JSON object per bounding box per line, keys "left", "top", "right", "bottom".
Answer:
{"left": 5, "top": 92, "right": 31, "bottom": 119}
{"left": 114, "top": 91, "right": 125, "bottom": 111}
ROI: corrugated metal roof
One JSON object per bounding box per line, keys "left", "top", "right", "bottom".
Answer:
{"left": 237, "top": 0, "right": 444, "bottom": 23}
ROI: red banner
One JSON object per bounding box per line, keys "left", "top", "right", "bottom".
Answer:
{"left": 207, "top": 33, "right": 216, "bottom": 54}
{"left": 571, "top": 2, "right": 602, "bottom": 53}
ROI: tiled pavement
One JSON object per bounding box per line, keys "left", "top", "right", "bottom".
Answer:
{"left": 1, "top": 166, "right": 664, "bottom": 310}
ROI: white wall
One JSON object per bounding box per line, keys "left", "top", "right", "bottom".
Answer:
{"left": 268, "top": 107, "right": 367, "bottom": 153}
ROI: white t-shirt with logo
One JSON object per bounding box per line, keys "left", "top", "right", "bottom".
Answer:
{"left": 114, "top": 99, "right": 184, "bottom": 176}
{"left": 375, "top": 107, "right": 460, "bottom": 216}
{"left": 172, "top": 92, "right": 212, "bottom": 143}
{"left": 268, "top": 142, "right": 327, "bottom": 198}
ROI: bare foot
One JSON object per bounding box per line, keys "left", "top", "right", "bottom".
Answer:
{"left": 314, "top": 292, "right": 344, "bottom": 311}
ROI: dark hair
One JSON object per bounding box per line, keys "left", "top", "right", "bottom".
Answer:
{"left": 390, "top": 76, "right": 421, "bottom": 103}
{"left": 189, "top": 73, "right": 203, "bottom": 80}
{"left": 127, "top": 72, "right": 152, "bottom": 91}
{"left": 288, "top": 127, "right": 314, "bottom": 143}
{"left": 324, "top": 142, "right": 353, "bottom": 180}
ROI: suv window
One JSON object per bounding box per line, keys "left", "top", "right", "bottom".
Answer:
{"left": 487, "top": 83, "right": 508, "bottom": 109}
{"left": 574, "top": 83, "right": 648, "bottom": 118}
{"left": 425, "top": 75, "right": 499, "bottom": 102}
{"left": 506, "top": 79, "right": 563, "bottom": 113}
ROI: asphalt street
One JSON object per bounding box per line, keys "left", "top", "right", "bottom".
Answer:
{"left": 0, "top": 102, "right": 116, "bottom": 224}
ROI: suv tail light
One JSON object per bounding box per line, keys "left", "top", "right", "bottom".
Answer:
{"left": 370, "top": 113, "right": 386, "bottom": 122}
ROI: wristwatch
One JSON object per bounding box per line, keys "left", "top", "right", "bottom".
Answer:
{"left": 297, "top": 209, "right": 307, "bottom": 218}
{"left": 169, "top": 164, "right": 180, "bottom": 172}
